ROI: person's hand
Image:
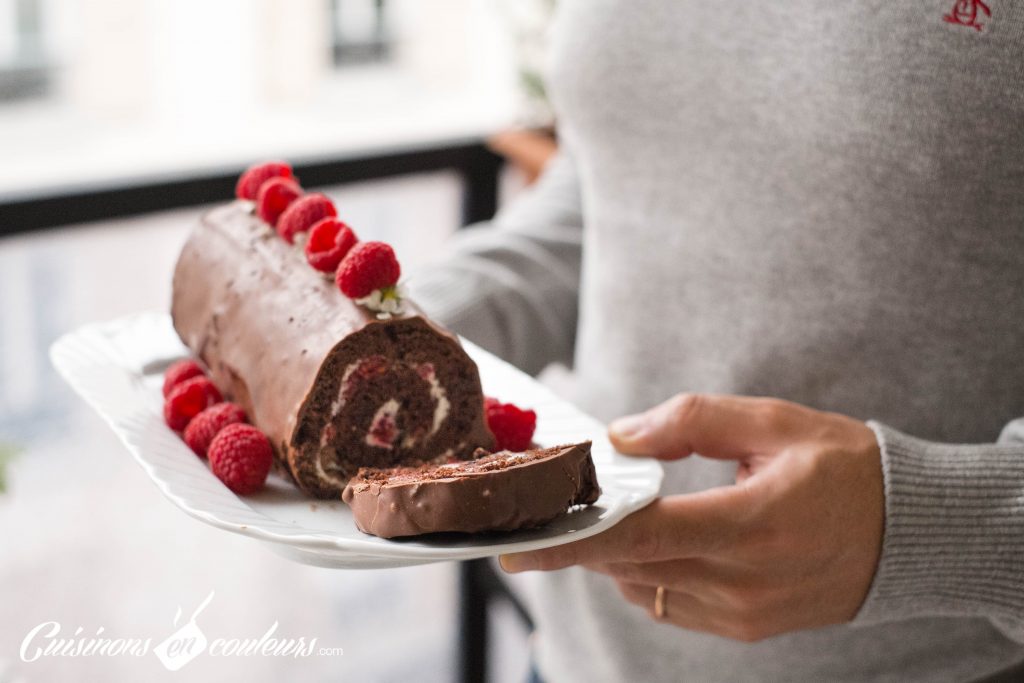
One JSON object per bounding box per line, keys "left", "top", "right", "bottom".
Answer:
{"left": 499, "top": 394, "right": 884, "bottom": 642}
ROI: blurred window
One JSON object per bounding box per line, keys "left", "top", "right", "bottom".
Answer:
{"left": 0, "top": 0, "right": 519, "bottom": 199}
{"left": 331, "top": 0, "right": 391, "bottom": 67}
{"left": 0, "top": 0, "right": 50, "bottom": 100}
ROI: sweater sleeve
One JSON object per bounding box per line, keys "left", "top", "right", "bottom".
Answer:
{"left": 405, "top": 147, "right": 583, "bottom": 375}
{"left": 853, "top": 419, "right": 1024, "bottom": 643}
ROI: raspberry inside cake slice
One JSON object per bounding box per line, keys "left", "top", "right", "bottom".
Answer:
{"left": 290, "top": 316, "right": 495, "bottom": 496}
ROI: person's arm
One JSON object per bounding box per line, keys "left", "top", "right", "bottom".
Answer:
{"left": 496, "top": 394, "right": 1024, "bottom": 644}
{"left": 407, "top": 147, "right": 582, "bottom": 375}
{"left": 852, "top": 419, "right": 1024, "bottom": 641}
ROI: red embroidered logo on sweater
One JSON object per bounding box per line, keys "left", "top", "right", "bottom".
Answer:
{"left": 944, "top": 0, "right": 991, "bottom": 31}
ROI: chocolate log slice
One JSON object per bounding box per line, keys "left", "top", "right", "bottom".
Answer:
{"left": 341, "top": 441, "right": 601, "bottom": 538}
{"left": 171, "top": 201, "right": 495, "bottom": 498}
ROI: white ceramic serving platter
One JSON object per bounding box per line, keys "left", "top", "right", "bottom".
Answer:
{"left": 51, "top": 312, "right": 663, "bottom": 569}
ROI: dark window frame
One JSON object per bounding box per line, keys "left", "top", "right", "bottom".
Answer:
{"left": 0, "top": 0, "right": 52, "bottom": 101}
{"left": 330, "top": 0, "right": 392, "bottom": 67}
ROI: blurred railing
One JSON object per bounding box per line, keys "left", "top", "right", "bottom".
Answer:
{"left": 0, "top": 137, "right": 503, "bottom": 236}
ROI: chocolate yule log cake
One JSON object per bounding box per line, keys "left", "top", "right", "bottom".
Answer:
{"left": 171, "top": 201, "right": 495, "bottom": 497}
{"left": 342, "top": 442, "right": 601, "bottom": 538}
{"left": 167, "top": 160, "right": 602, "bottom": 534}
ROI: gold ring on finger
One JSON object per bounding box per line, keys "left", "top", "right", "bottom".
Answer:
{"left": 654, "top": 585, "right": 668, "bottom": 620}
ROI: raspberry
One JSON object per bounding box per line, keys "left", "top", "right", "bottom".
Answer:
{"left": 183, "top": 402, "right": 248, "bottom": 457}
{"left": 305, "top": 218, "right": 358, "bottom": 272}
{"left": 484, "top": 397, "right": 537, "bottom": 452}
{"left": 208, "top": 423, "right": 273, "bottom": 495}
{"left": 276, "top": 193, "right": 337, "bottom": 244}
{"left": 336, "top": 241, "right": 401, "bottom": 299}
{"left": 256, "top": 177, "right": 303, "bottom": 227}
{"left": 235, "top": 161, "right": 294, "bottom": 201}
{"left": 163, "top": 377, "right": 223, "bottom": 431}
{"left": 162, "top": 359, "right": 205, "bottom": 398}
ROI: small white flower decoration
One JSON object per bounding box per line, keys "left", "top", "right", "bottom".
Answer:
{"left": 356, "top": 284, "right": 404, "bottom": 319}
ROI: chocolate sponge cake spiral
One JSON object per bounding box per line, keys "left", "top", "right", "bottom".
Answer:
{"left": 171, "top": 202, "right": 495, "bottom": 498}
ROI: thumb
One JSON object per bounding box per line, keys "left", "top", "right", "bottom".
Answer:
{"left": 608, "top": 393, "right": 801, "bottom": 461}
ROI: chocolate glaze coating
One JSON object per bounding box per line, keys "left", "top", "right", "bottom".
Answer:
{"left": 342, "top": 442, "right": 601, "bottom": 538}
{"left": 171, "top": 202, "right": 495, "bottom": 497}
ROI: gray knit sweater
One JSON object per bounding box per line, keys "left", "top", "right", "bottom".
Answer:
{"left": 409, "top": 2, "right": 1024, "bottom": 681}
